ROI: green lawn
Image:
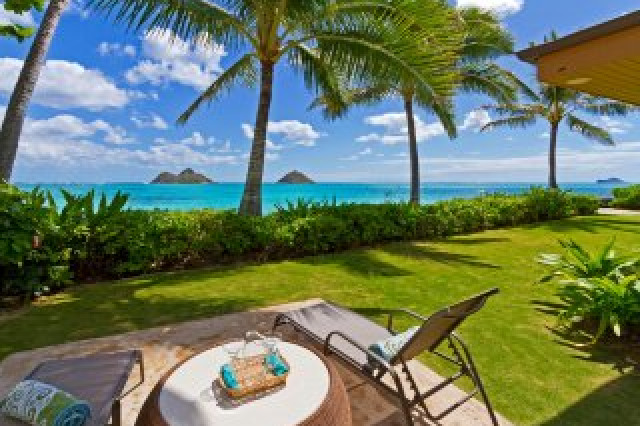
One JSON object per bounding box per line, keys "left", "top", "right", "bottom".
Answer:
{"left": 2, "top": 215, "right": 639, "bottom": 425}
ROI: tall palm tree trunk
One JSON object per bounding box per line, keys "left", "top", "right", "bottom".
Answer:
{"left": 403, "top": 94, "right": 420, "bottom": 205}
{"left": 548, "top": 122, "right": 559, "bottom": 189}
{"left": 0, "top": 0, "right": 70, "bottom": 182}
{"left": 239, "top": 61, "right": 274, "bottom": 216}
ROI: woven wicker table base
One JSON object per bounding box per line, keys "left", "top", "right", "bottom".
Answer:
{"left": 136, "top": 341, "right": 351, "bottom": 426}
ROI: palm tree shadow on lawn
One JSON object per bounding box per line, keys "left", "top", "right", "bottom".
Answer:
{"left": 524, "top": 216, "right": 640, "bottom": 235}
{"left": 295, "top": 241, "right": 500, "bottom": 278}
{"left": 380, "top": 242, "right": 501, "bottom": 269}
{"left": 540, "top": 374, "right": 640, "bottom": 426}
{"left": 531, "top": 299, "right": 640, "bottom": 425}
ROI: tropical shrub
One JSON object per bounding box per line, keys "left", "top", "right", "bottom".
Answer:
{"left": 0, "top": 184, "right": 70, "bottom": 300}
{"left": 611, "top": 184, "right": 640, "bottom": 210}
{"left": 538, "top": 239, "right": 640, "bottom": 342}
{"left": 2, "top": 184, "right": 598, "bottom": 300}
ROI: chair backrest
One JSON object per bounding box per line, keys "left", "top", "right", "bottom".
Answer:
{"left": 391, "top": 288, "right": 499, "bottom": 363}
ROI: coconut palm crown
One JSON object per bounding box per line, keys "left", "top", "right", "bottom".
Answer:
{"left": 481, "top": 83, "right": 633, "bottom": 188}
{"left": 310, "top": 6, "right": 518, "bottom": 204}
{"left": 86, "top": 0, "right": 464, "bottom": 215}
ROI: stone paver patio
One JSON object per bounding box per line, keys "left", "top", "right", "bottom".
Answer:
{"left": 0, "top": 300, "right": 511, "bottom": 425}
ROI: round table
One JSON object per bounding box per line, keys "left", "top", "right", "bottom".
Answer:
{"left": 137, "top": 341, "right": 351, "bottom": 426}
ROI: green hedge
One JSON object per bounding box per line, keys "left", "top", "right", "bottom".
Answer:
{"left": 611, "top": 185, "right": 640, "bottom": 210}
{"left": 0, "top": 184, "right": 599, "bottom": 300}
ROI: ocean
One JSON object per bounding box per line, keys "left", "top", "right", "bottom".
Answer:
{"left": 15, "top": 182, "right": 630, "bottom": 213}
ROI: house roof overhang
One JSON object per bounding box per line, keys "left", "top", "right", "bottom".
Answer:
{"left": 517, "top": 10, "right": 640, "bottom": 105}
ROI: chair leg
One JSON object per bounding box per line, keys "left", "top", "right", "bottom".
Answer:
{"left": 401, "top": 360, "right": 430, "bottom": 417}
{"left": 389, "top": 368, "right": 414, "bottom": 425}
{"left": 272, "top": 313, "right": 286, "bottom": 331}
{"left": 450, "top": 335, "right": 499, "bottom": 426}
{"left": 138, "top": 351, "right": 145, "bottom": 383}
{"left": 111, "top": 399, "right": 121, "bottom": 426}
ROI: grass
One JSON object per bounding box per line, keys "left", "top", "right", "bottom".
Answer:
{"left": 2, "top": 215, "right": 640, "bottom": 425}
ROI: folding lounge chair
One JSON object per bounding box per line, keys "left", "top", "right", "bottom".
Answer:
{"left": 273, "top": 288, "right": 499, "bottom": 425}
{"left": 22, "top": 350, "right": 144, "bottom": 426}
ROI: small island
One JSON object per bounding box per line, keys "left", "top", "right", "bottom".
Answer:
{"left": 596, "top": 177, "right": 625, "bottom": 184}
{"left": 277, "top": 170, "right": 314, "bottom": 184}
{"left": 151, "top": 168, "right": 213, "bottom": 184}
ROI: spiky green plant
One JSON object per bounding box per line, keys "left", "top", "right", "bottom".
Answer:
{"left": 538, "top": 239, "right": 640, "bottom": 342}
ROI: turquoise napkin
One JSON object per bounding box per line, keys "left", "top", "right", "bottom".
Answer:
{"left": 265, "top": 353, "right": 289, "bottom": 376}
{"left": 220, "top": 364, "right": 239, "bottom": 389}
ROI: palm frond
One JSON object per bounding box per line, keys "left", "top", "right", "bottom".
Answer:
{"left": 178, "top": 52, "right": 257, "bottom": 124}
{"left": 567, "top": 114, "right": 614, "bottom": 145}
{"left": 310, "top": 84, "right": 393, "bottom": 120}
{"left": 287, "top": 43, "right": 345, "bottom": 113}
{"left": 577, "top": 98, "right": 635, "bottom": 116}
{"left": 456, "top": 6, "right": 514, "bottom": 60}
{"left": 458, "top": 63, "right": 517, "bottom": 104}
{"left": 482, "top": 103, "right": 544, "bottom": 116}
{"left": 85, "top": 0, "right": 254, "bottom": 50}
{"left": 481, "top": 114, "right": 537, "bottom": 132}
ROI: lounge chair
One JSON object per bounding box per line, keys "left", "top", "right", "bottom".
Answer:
{"left": 22, "top": 350, "right": 144, "bottom": 426}
{"left": 273, "top": 289, "right": 499, "bottom": 425}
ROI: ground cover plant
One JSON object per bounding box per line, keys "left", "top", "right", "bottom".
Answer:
{"left": 1, "top": 183, "right": 599, "bottom": 299}
{"left": 1, "top": 215, "right": 639, "bottom": 425}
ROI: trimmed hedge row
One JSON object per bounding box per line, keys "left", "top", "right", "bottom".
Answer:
{"left": 1, "top": 184, "right": 599, "bottom": 300}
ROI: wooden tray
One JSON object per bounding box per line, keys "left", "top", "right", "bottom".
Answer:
{"left": 219, "top": 351, "right": 290, "bottom": 399}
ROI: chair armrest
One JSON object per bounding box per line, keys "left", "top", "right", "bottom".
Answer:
{"left": 324, "top": 331, "right": 392, "bottom": 371}
{"left": 386, "top": 308, "right": 428, "bottom": 332}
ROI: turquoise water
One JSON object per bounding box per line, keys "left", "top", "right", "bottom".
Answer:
{"left": 16, "top": 182, "right": 630, "bottom": 213}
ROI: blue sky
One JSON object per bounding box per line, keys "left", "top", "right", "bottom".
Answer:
{"left": 1, "top": 0, "right": 639, "bottom": 183}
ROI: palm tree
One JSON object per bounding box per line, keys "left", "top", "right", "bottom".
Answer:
{"left": 0, "top": 0, "right": 70, "bottom": 182}
{"left": 88, "top": 0, "right": 462, "bottom": 216}
{"left": 311, "top": 6, "right": 517, "bottom": 205}
{"left": 481, "top": 83, "right": 632, "bottom": 188}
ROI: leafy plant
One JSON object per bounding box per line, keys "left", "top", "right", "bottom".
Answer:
{"left": 0, "top": 183, "right": 70, "bottom": 300}
{"left": 538, "top": 239, "right": 640, "bottom": 341}
{"left": 611, "top": 185, "right": 640, "bottom": 210}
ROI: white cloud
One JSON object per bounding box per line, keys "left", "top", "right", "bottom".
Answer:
{"left": 155, "top": 131, "right": 216, "bottom": 147}
{"left": 357, "top": 112, "right": 445, "bottom": 145}
{"left": 460, "top": 110, "right": 491, "bottom": 132}
{"left": 10, "top": 112, "right": 237, "bottom": 169}
{"left": 131, "top": 113, "right": 169, "bottom": 130}
{"left": 0, "top": 4, "right": 35, "bottom": 26}
{"left": 23, "top": 114, "right": 133, "bottom": 145}
{"left": 241, "top": 121, "right": 322, "bottom": 147}
{"left": 267, "top": 120, "right": 323, "bottom": 146}
{"left": 339, "top": 147, "right": 374, "bottom": 161}
{"left": 98, "top": 42, "right": 136, "bottom": 57}
{"left": 456, "top": 0, "right": 523, "bottom": 16}
{"left": 598, "top": 116, "right": 632, "bottom": 134}
{"left": 0, "top": 58, "right": 130, "bottom": 110}
{"left": 125, "top": 30, "right": 226, "bottom": 91}
{"left": 241, "top": 123, "right": 254, "bottom": 140}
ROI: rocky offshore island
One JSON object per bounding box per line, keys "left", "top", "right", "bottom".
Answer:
{"left": 151, "top": 168, "right": 213, "bottom": 184}
{"left": 277, "top": 170, "right": 314, "bottom": 184}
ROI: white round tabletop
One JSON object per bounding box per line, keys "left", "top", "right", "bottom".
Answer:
{"left": 158, "top": 341, "right": 330, "bottom": 426}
